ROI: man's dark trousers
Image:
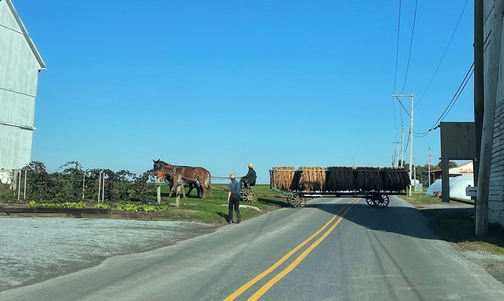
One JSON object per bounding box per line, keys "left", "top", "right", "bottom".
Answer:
{"left": 228, "top": 193, "right": 241, "bottom": 223}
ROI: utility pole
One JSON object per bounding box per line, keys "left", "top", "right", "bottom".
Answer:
{"left": 428, "top": 147, "right": 432, "bottom": 187}
{"left": 393, "top": 141, "right": 401, "bottom": 167}
{"left": 414, "top": 157, "right": 417, "bottom": 185}
{"left": 474, "top": 0, "right": 484, "bottom": 185}
{"left": 473, "top": 0, "right": 484, "bottom": 217}
{"left": 476, "top": 0, "right": 503, "bottom": 237}
{"left": 474, "top": 0, "right": 484, "bottom": 231}
{"left": 401, "top": 126, "right": 405, "bottom": 168}
{"left": 393, "top": 94, "right": 414, "bottom": 196}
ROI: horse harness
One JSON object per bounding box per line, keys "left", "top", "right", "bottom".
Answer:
{"left": 168, "top": 166, "right": 198, "bottom": 183}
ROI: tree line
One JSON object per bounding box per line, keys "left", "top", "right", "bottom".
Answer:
{"left": 398, "top": 160, "right": 459, "bottom": 184}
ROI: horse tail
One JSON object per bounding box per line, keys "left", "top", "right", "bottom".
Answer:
{"left": 207, "top": 170, "right": 212, "bottom": 197}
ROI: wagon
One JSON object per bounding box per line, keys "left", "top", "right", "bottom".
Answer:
{"left": 270, "top": 166, "right": 411, "bottom": 208}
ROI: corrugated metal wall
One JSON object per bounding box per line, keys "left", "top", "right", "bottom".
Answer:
{"left": 486, "top": 0, "right": 504, "bottom": 226}
{"left": 0, "top": 0, "right": 42, "bottom": 171}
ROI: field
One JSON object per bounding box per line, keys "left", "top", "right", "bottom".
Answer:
{"left": 154, "top": 184, "right": 288, "bottom": 225}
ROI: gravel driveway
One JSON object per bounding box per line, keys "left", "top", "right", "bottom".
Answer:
{"left": 0, "top": 216, "right": 217, "bottom": 292}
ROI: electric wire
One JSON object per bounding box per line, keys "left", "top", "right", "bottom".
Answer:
{"left": 393, "top": 0, "right": 402, "bottom": 93}
{"left": 415, "top": 0, "right": 469, "bottom": 107}
{"left": 392, "top": 0, "right": 403, "bottom": 135}
{"left": 413, "top": 62, "right": 474, "bottom": 138}
{"left": 400, "top": 0, "right": 419, "bottom": 93}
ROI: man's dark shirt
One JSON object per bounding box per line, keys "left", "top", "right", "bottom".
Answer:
{"left": 244, "top": 168, "right": 257, "bottom": 183}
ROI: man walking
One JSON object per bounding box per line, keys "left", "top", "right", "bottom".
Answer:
{"left": 227, "top": 174, "right": 241, "bottom": 224}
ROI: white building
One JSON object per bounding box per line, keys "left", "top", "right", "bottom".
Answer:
{"left": 483, "top": 0, "right": 504, "bottom": 226}
{"left": 0, "top": 0, "right": 45, "bottom": 183}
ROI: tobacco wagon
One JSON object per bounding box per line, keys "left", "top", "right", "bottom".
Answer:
{"left": 270, "top": 166, "right": 410, "bottom": 208}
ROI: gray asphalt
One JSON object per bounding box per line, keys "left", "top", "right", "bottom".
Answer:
{"left": 0, "top": 217, "right": 217, "bottom": 291}
{"left": 1, "top": 197, "right": 504, "bottom": 301}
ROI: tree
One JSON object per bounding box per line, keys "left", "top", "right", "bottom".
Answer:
{"left": 414, "top": 164, "right": 429, "bottom": 184}
{"left": 433, "top": 160, "right": 458, "bottom": 170}
{"left": 397, "top": 160, "right": 407, "bottom": 168}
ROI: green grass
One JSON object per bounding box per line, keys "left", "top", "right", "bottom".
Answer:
{"left": 400, "top": 190, "right": 475, "bottom": 205}
{"left": 400, "top": 191, "right": 442, "bottom": 205}
{"left": 159, "top": 184, "right": 289, "bottom": 225}
{"left": 399, "top": 191, "right": 504, "bottom": 255}
{"left": 434, "top": 212, "right": 504, "bottom": 256}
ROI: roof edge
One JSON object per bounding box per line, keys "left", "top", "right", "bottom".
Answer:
{"left": 6, "top": 0, "right": 46, "bottom": 70}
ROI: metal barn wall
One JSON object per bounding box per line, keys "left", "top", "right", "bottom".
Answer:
{"left": 0, "top": 0, "right": 44, "bottom": 172}
{"left": 486, "top": 0, "right": 504, "bottom": 226}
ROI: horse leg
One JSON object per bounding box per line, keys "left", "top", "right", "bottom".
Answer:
{"left": 186, "top": 183, "right": 193, "bottom": 196}
{"left": 181, "top": 183, "right": 187, "bottom": 200}
{"left": 168, "top": 184, "right": 177, "bottom": 198}
{"left": 201, "top": 181, "right": 206, "bottom": 199}
{"left": 206, "top": 172, "right": 212, "bottom": 198}
{"left": 195, "top": 182, "right": 201, "bottom": 198}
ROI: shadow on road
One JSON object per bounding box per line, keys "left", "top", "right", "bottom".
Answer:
{"left": 301, "top": 199, "right": 503, "bottom": 249}
{"left": 257, "top": 197, "right": 290, "bottom": 208}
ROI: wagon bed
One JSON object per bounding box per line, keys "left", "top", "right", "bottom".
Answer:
{"left": 270, "top": 166, "right": 410, "bottom": 208}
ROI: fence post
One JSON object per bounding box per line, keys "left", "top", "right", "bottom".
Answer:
{"left": 156, "top": 171, "right": 164, "bottom": 205}
{"left": 98, "top": 171, "right": 102, "bottom": 203}
{"left": 17, "top": 169, "right": 21, "bottom": 201}
{"left": 23, "top": 169, "right": 27, "bottom": 200}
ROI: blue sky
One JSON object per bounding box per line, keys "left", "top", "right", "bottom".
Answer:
{"left": 14, "top": 0, "right": 474, "bottom": 184}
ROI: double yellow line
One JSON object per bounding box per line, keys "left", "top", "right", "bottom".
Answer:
{"left": 224, "top": 198, "right": 360, "bottom": 301}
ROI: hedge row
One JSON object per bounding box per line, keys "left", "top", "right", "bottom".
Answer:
{"left": 0, "top": 161, "right": 157, "bottom": 203}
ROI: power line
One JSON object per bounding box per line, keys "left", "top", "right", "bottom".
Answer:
{"left": 393, "top": 0, "right": 403, "bottom": 93}
{"left": 415, "top": 0, "right": 469, "bottom": 107}
{"left": 413, "top": 62, "right": 474, "bottom": 138}
{"left": 392, "top": 0, "right": 403, "bottom": 136}
{"left": 400, "top": 0, "right": 419, "bottom": 93}
{"left": 395, "top": 96, "right": 410, "bottom": 117}
{"left": 404, "top": 132, "right": 410, "bottom": 156}
{"left": 427, "top": 63, "right": 474, "bottom": 130}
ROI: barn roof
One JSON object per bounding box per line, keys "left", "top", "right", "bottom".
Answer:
{"left": 6, "top": 0, "right": 46, "bottom": 70}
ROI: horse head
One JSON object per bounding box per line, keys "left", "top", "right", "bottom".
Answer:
{"left": 153, "top": 159, "right": 173, "bottom": 172}
{"left": 153, "top": 159, "right": 163, "bottom": 171}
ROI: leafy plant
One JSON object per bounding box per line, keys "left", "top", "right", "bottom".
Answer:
{"left": 28, "top": 201, "right": 86, "bottom": 208}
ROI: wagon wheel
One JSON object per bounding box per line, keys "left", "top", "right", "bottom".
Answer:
{"left": 291, "top": 193, "right": 302, "bottom": 208}
{"left": 375, "top": 194, "right": 389, "bottom": 208}
{"left": 241, "top": 187, "right": 256, "bottom": 203}
{"left": 366, "top": 196, "right": 377, "bottom": 207}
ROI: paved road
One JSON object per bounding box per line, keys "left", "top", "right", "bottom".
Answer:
{"left": 2, "top": 197, "right": 504, "bottom": 301}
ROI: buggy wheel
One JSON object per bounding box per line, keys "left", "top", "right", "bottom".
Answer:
{"left": 291, "top": 193, "right": 303, "bottom": 208}
{"left": 241, "top": 187, "right": 256, "bottom": 203}
{"left": 366, "top": 197, "right": 377, "bottom": 207}
{"left": 376, "top": 194, "right": 389, "bottom": 208}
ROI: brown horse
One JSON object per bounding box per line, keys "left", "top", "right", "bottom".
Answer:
{"left": 153, "top": 159, "right": 212, "bottom": 199}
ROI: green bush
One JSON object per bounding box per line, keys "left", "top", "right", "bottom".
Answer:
{"left": 0, "top": 161, "right": 157, "bottom": 204}
{"left": 28, "top": 201, "right": 86, "bottom": 208}
{"left": 116, "top": 203, "right": 168, "bottom": 212}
